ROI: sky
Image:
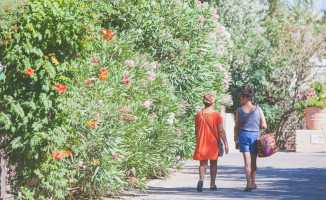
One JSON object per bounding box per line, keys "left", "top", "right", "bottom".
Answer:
{"left": 288, "top": 0, "right": 326, "bottom": 13}
{"left": 314, "top": 0, "right": 326, "bottom": 12}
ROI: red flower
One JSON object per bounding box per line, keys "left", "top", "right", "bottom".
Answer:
{"left": 55, "top": 84, "right": 68, "bottom": 94}
{"left": 86, "top": 119, "right": 98, "bottom": 128}
{"left": 99, "top": 73, "right": 107, "bottom": 81}
{"left": 108, "top": 30, "right": 114, "bottom": 38}
{"left": 113, "top": 154, "right": 120, "bottom": 158}
{"left": 100, "top": 68, "right": 108, "bottom": 76}
{"left": 105, "top": 30, "right": 115, "bottom": 41}
{"left": 53, "top": 149, "right": 63, "bottom": 160}
{"left": 101, "top": 29, "right": 108, "bottom": 35}
{"left": 106, "top": 36, "right": 112, "bottom": 41}
{"left": 24, "top": 68, "right": 34, "bottom": 76}
{"left": 126, "top": 79, "right": 130, "bottom": 86}
{"left": 62, "top": 150, "right": 72, "bottom": 157}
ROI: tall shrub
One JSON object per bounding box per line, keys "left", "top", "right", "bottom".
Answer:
{"left": 0, "top": 0, "right": 232, "bottom": 199}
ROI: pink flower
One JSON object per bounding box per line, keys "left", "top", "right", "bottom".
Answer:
{"left": 125, "top": 60, "right": 135, "bottom": 68}
{"left": 228, "top": 54, "right": 233, "bottom": 61}
{"left": 93, "top": 56, "right": 98, "bottom": 66}
{"left": 77, "top": 53, "right": 80, "bottom": 56}
{"left": 176, "top": 155, "right": 181, "bottom": 160}
{"left": 84, "top": 79, "right": 94, "bottom": 86}
{"left": 196, "top": 105, "right": 203, "bottom": 110}
{"left": 142, "top": 100, "right": 151, "bottom": 110}
{"left": 186, "top": 102, "right": 190, "bottom": 106}
{"left": 156, "top": 63, "right": 162, "bottom": 69}
{"left": 148, "top": 76, "right": 156, "bottom": 81}
{"left": 177, "top": 129, "right": 183, "bottom": 135}
{"left": 148, "top": 69, "right": 157, "bottom": 81}
{"left": 151, "top": 112, "right": 158, "bottom": 119}
{"left": 213, "top": 21, "right": 220, "bottom": 27}
{"left": 127, "top": 177, "right": 138, "bottom": 184}
{"left": 126, "top": 79, "right": 130, "bottom": 86}
{"left": 216, "top": 48, "right": 223, "bottom": 56}
{"left": 81, "top": 93, "right": 85, "bottom": 97}
{"left": 113, "top": 154, "right": 120, "bottom": 158}
{"left": 130, "top": 167, "right": 136, "bottom": 174}
{"left": 223, "top": 72, "right": 228, "bottom": 79}
{"left": 210, "top": 8, "right": 217, "bottom": 15}
{"left": 123, "top": 76, "right": 130, "bottom": 86}
{"left": 297, "top": 94, "right": 303, "bottom": 99}
{"left": 216, "top": 63, "right": 223, "bottom": 71}
{"left": 224, "top": 80, "right": 228, "bottom": 85}
{"left": 182, "top": 110, "right": 186, "bottom": 115}
{"left": 209, "top": 32, "right": 216, "bottom": 42}
{"left": 98, "top": 100, "right": 103, "bottom": 105}
{"left": 198, "top": 15, "right": 205, "bottom": 23}
{"left": 222, "top": 95, "right": 233, "bottom": 105}
{"left": 219, "top": 26, "right": 225, "bottom": 36}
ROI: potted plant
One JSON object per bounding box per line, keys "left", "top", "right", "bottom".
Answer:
{"left": 296, "top": 82, "right": 326, "bottom": 130}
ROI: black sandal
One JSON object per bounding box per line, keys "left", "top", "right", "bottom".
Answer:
{"left": 197, "top": 180, "right": 203, "bottom": 192}
{"left": 244, "top": 187, "right": 252, "bottom": 192}
{"left": 210, "top": 185, "right": 217, "bottom": 191}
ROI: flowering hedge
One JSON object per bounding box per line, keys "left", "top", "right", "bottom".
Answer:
{"left": 0, "top": 0, "right": 231, "bottom": 199}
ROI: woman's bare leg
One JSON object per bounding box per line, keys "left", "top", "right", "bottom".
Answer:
{"left": 251, "top": 154, "right": 257, "bottom": 187}
{"left": 199, "top": 160, "right": 208, "bottom": 181}
{"left": 243, "top": 152, "right": 252, "bottom": 188}
{"left": 210, "top": 159, "right": 218, "bottom": 187}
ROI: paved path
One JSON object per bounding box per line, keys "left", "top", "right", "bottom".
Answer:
{"left": 117, "top": 152, "right": 326, "bottom": 200}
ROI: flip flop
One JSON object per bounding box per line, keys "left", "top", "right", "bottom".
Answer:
{"left": 210, "top": 185, "right": 217, "bottom": 191}
{"left": 197, "top": 180, "right": 203, "bottom": 192}
{"left": 252, "top": 184, "right": 257, "bottom": 189}
{"left": 244, "top": 187, "right": 252, "bottom": 192}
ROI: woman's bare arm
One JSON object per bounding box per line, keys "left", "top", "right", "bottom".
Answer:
{"left": 217, "top": 124, "right": 229, "bottom": 154}
{"left": 259, "top": 107, "right": 267, "bottom": 129}
{"left": 234, "top": 109, "right": 239, "bottom": 143}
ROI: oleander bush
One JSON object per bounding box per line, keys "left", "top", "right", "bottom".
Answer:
{"left": 0, "top": 0, "right": 231, "bottom": 199}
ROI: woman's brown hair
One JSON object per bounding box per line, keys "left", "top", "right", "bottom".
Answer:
{"left": 240, "top": 85, "right": 254, "bottom": 101}
{"left": 203, "top": 93, "right": 216, "bottom": 107}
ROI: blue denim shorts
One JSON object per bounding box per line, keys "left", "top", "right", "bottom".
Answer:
{"left": 238, "top": 131, "right": 260, "bottom": 155}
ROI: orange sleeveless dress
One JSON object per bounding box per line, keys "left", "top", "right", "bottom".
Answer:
{"left": 193, "top": 111, "right": 223, "bottom": 160}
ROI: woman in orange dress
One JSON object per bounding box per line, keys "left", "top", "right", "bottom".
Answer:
{"left": 193, "top": 93, "right": 229, "bottom": 192}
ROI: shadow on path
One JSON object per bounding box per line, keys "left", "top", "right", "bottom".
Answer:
{"left": 146, "top": 165, "right": 326, "bottom": 200}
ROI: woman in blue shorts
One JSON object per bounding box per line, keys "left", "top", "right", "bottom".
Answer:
{"left": 234, "top": 85, "right": 267, "bottom": 192}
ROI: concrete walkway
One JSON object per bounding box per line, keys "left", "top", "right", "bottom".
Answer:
{"left": 117, "top": 152, "right": 326, "bottom": 200}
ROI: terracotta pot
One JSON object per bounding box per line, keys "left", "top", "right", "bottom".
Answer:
{"left": 304, "top": 107, "right": 326, "bottom": 130}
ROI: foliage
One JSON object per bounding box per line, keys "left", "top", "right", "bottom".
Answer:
{"left": 0, "top": 0, "right": 231, "bottom": 199}
{"left": 296, "top": 82, "right": 326, "bottom": 118}
{"left": 212, "top": 0, "right": 326, "bottom": 147}
{"left": 210, "top": 0, "right": 281, "bottom": 130}
{"left": 95, "top": 0, "right": 233, "bottom": 108}
{"left": 0, "top": 0, "right": 24, "bottom": 30}
{"left": 264, "top": 0, "right": 326, "bottom": 145}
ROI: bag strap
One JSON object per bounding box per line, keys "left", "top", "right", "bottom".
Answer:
{"left": 202, "top": 111, "right": 220, "bottom": 143}
{"left": 239, "top": 106, "right": 255, "bottom": 132}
